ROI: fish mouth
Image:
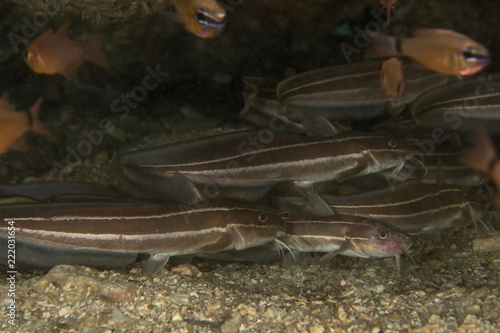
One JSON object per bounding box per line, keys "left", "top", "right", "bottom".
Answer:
{"left": 195, "top": 8, "right": 227, "bottom": 28}
{"left": 463, "top": 47, "right": 490, "bottom": 62}
{"left": 460, "top": 47, "right": 491, "bottom": 75}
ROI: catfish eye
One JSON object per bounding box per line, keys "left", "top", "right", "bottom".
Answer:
{"left": 258, "top": 213, "right": 268, "bottom": 223}
{"left": 387, "top": 139, "right": 398, "bottom": 148}
{"left": 379, "top": 229, "right": 389, "bottom": 239}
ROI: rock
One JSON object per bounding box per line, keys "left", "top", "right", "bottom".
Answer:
{"left": 207, "top": 300, "right": 222, "bottom": 312}
{"left": 31, "top": 265, "right": 135, "bottom": 303}
{"left": 220, "top": 313, "right": 242, "bottom": 333}
{"left": 472, "top": 236, "right": 500, "bottom": 252}
{"left": 171, "top": 264, "right": 202, "bottom": 277}
{"left": 58, "top": 306, "right": 72, "bottom": 317}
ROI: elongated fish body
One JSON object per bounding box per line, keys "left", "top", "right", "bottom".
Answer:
{"left": 276, "top": 62, "right": 450, "bottom": 120}
{"left": 0, "top": 181, "right": 121, "bottom": 202}
{"left": 411, "top": 74, "right": 500, "bottom": 135}
{"left": 382, "top": 140, "right": 485, "bottom": 187}
{"left": 120, "top": 130, "right": 412, "bottom": 203}
{"left": 321, "top": 181, "right": 484, "bottom": 234}
{"left": 281, "top": 214, "right": 412, "bottom": 259}
{"left": 195, "top": 215, "right": 412, "bottom": 271}
{"left": 0, "top": 201, "right": 284, "bottom": 274}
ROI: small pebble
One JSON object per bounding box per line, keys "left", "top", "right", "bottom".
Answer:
{"left": 207, "top": 300, "right": 222, "bottom": 312}
{"left": 220, "top": 314, "right": 242, "bottom": 333}
{"left": 58, "top": 306, "right": 71, "bottom": 317}
{"left": 171, "top": 264, "right": 202, "bottom": 277}
{"left": 171, "top": 312, "right": 183, "bottom": 323}
{"left": 473, "top": 236, "right": 500, "bottom": 252}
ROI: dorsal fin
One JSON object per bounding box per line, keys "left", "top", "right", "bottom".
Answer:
{"left": 54, "top": 22, "right": 70, "bottom": 38}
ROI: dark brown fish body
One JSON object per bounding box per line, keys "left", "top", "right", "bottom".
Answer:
{"left": 382, "top": 139, "right": 485, "bottom": 187}
{"left": 0, "top": 181, "right": 121, "bottom": 202}
{"left": 281, "top": 214, "right": 412, "bottom": 259}
{"left": 0, "top": 201, "right": 284, "bottom": 274}
{"left": 322, "top": 181, "right": 484, "bottom": 233}
{"left": 120, "top": 130, "right": 411, "bottom": 202}
{"left": 411, "top": 74, "right": 500, "bottom": 134}
{"left": 277, "top": 62, "right": 450, "bottom": 120}
{"left": 195, "top": 214, "right": 412, "bottom": 272}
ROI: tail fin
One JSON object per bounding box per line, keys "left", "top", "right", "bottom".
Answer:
{"left": 84, "top": 35, "right": 110, "bottom": 69}
{"left": 460, "top": 126, "right": 497, "bottom": 174}
{"left": 28, "top": 98, "right": 51, "bottom": 136}
{"left": 365, "top": 33, "right": 399, "bottom": 60}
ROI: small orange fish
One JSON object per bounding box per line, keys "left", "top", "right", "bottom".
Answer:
{"left": 24, "top": 23, "right": 110, "bottom": 81}
{"left": 379, "top": 0, "right": 398, "bottom": 20}
{"left": 460, "top": 126, "right": 500, "bottom": 206}
{"left": 366, "top": 28, "right": 490, "bottom": 76}
{"left": 169, "top": 0, "right": 226, "bottom": 38}
{"left": 380, "top": 58, "right": 405, "bottom": 102}
{"left": 0, "top": 92, "right": 51, "bottom": 154}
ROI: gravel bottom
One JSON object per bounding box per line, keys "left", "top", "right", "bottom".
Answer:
{"left": 1, "top": 217, "right": 499, "bottom": 333}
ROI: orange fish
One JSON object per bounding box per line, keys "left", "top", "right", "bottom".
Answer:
{"left": 380, "top": 58, "right": 405, "bottom": 102}
{"left": 23, "top": 23, "right": 110, "bottom": 81}
{"left": 379, "top": 0, "right": 398, "bottom": 20}
{"left": 169, "top": 0, "right": 226, "bottom": 38}
{"left": 366, "top": 28, "right": 490, "bottom": 76}
{"left": 460, "top": 126, "right": 500, "bottom": 206}
{"left": 0, "top": 92, "right": 51, "bottom": 154}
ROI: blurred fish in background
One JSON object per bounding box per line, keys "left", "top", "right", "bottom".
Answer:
{"left": 160, "top": 0, "right": 227, "bottom": 38}
{"left": 0, "top": 92, "right": 50, "bottom": 154}
{"left": 366, "top": 28, "right": 491, "bottom": 76}
{"left": 23, "top": 23, "right": 110, "bottom": 81}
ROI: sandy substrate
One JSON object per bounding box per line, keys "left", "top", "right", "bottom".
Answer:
{"left": 1, "top": 219, "right": 499, "bottom": 332}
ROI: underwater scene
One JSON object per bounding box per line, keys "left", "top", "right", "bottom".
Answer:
{"left": 1, "top": 0, "right": 500, "bottom": 331}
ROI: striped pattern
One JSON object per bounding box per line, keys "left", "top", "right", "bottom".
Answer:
{"left": 323, "top": 181, "right": 484, "bottom": 233}
{"left": 0, "top": 201, "right": 284, "bottom": 254}
{"left": 276, "top": 62, "right": 449, "bottom": 119}
{"left": 411, "top": 75, "right": 500, "bottom": 133}
{"left": 281, "top": 215, "right": 412, "bottom": 258}
{"left": 132, "top": 131, "right": 411, "bottom": 185}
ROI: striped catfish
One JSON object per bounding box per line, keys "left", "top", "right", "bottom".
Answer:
{"left": 196, "top": 214, "right": 413, "bottom": 274}
{"left": 280, "top": 214, "right": 413, "bottom": 274}
{"left": 382, "top": 139, "right": 485, "bottom": 187}
{"left": 120, "top": 130, "right": 412, "bottom": 214}
{"left": 239, "top": 77, "right": 350, "bottom": 137}
{"left": 320, "top": 180, "right": 485, "bottom": 234}
{"left": 0, "top": 201, "right": 284, "bottom": 277}
{"left": 276, "top": 61, "right": 451, "bottom": 120}
{"left": 411, "top": 74, "right": 500, "bottom": 134}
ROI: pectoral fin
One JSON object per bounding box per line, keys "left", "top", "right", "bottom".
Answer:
{"left": 199, "top": 233, "right": 234, "bottom": 252}
{"left": 144, "top": 254, "right": 170, "bottom": 278}
{"left": 318, "top": 242, "right": 349, "bottom": 264}
{"left": 335, "top": 160, "right": 370, "bottom": 182}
